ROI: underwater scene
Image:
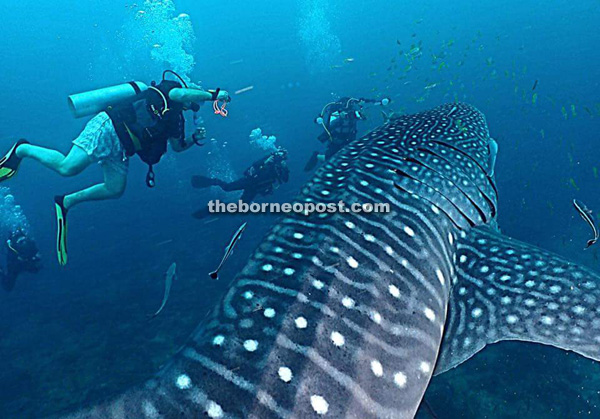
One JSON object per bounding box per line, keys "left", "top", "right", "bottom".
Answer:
{"left": 1, "top": 0, "right": 600, "bottom": 417}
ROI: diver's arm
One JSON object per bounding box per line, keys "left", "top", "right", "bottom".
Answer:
{"left": 170, "top": 134, "right": 200, "bottom": 153}
{"left": 170, "top": 124, "right": 207, "bottom": 153}
{"left": 169, "top": 88, "right": 231, "bottom": 104}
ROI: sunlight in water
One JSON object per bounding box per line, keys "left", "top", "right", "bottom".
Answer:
{"left": 298, "top": 0, "right": 341, "bottom": 73}
{"left": 123, "top": 0, "right": 196, "bottom": 80}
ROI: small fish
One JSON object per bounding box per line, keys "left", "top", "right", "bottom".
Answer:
{"left": 571, "top": 104, "right": 577, "bottom": 117}
{"left": 209, "top": 222, "right": 247, "bottom": 280}
{"left": 424, "top": 83, "right": 438, "bottom": 90}
{"left": 381, "top": 110, "right": 395, "bottom": 123}
{"left": 593, "top": 167, "right": 598, "bottom": 179}
{"left": 569, "top": 177, "right": 579, "bottom": 191}
{"left": 455, "top": 119, "right": 468, "bottom": 133}
{"left": 561, "top": 106, "right": 568, "bottom": 120}
{"left": 150, "top": 262, "right": 177, "bottom": 318}
{"left": 573, "top": 200, "right": 599, "bottom": 248}
{"left": 344, "top": 58, "right": 355, "bottom": 63}
{"left": 230, "top": 59, "right": 244, "bottom": 65}
{"left": 156, "top": 239, "right": 173, "bottom": 247}
{"left": 532, "top": 92, "right": 538, "bottom": 105}
{"left": 532, "top": 79, "right": 538, "bottom": 91}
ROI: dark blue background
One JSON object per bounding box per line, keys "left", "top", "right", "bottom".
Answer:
{"left": 0, "top": 0, "right": 599, "bottom": 416}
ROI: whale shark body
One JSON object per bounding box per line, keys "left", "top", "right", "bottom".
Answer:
{"left": 68, "top": 103, "right": 600, "bottom": 418}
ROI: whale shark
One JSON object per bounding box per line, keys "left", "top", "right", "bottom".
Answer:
{"left": 66, "top": 103, "right": 600, "bottom": 418}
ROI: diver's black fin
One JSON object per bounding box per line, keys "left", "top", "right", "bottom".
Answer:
{"left": 304, "top": 151, "right": 320, "bottom": 172}
{"left": 209, "top": 271, "right": 219, "bottom": 280}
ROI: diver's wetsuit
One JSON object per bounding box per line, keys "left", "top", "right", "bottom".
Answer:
{"left": 191, "top": 150, "right": 289, "bottom": 219}
{"left": 305, "top": 98, "right": 366, "bottom": 171}
{"left": 1, "top": 231, "right": 42, "bottom": 292}
{"left": 320, "top": 98, "right": 363, "bottom": 157}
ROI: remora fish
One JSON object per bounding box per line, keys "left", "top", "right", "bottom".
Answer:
{"left": 150, "top": 262, "right": 177, "bottom": 318}
{"left": 573, "top": 199, "right": 599, "bottom": 248}
{"left": 209, "top": 222, "right": 247, "bottom": 279}
{"left": 67, "top": 104, "right": 600, "bottom": 418}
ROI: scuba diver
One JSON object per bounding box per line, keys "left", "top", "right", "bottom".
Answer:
{"left": 1, "top": 230, "right": 42, "bottom": 292}
{"left": 191, "top": 147, "right": 290, "bottom": 219}
{"left": 304, "top": 96, "right": 390, "bottom": 171}
{"left": 0, "top": 70, "right": 231, "bottom": 265}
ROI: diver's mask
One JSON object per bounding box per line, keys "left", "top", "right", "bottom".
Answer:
{"left": 275, "top": 148, "right": 288, "bottom": 161}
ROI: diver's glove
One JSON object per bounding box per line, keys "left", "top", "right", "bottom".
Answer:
{"left": 209, "top": 88, "right": 231, "bottom": 102}
{"left": 217, "top": 90, "right": 231, "bottom": 102}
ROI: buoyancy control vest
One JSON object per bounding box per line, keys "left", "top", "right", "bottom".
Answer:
{"left": 106, "top": 80, "right": 185, "bottom": 187}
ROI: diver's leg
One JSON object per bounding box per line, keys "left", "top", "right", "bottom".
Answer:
{"left": 220, "top": 178, "right": 253, "bottom": 192}
{"left": 191, "top": 176, "right": 250, "bottom": 191}
{"left": 16, "top": 144, "right": 92, "bottom": 177}
{"left": 325, "top": 144, "right": 341, "bottom": 160}
{"left": 240, "top": 188, "right": 257, "bottom": 202}
{"left": 304, "top": 151, "right": 321, "bottom": 171}
{"left": 63, "top": 162, "right": 127, "bottom": 210}
{"left": 191, "top": 175, "right": 222, "bottom": 189}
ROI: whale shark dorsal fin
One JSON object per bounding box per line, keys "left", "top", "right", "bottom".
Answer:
{"left": 435, "top": 226, "right": 600, "bottom": 375}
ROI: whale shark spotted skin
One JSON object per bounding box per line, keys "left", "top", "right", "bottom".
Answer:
{"left": 67, "top": 103, "right": 600, "bottom": 418}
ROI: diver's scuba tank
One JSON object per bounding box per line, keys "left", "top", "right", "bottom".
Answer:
{"left": 68, "top": 81, "right": 149, "bottom": 118}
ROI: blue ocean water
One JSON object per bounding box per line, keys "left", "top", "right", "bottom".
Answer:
{"left": 0, "top": 0, "right": 599, "bottom": 417}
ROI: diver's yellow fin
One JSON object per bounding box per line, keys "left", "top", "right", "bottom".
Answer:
{"left": 54, "top": 196, "right": 68, "bottom": 266}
